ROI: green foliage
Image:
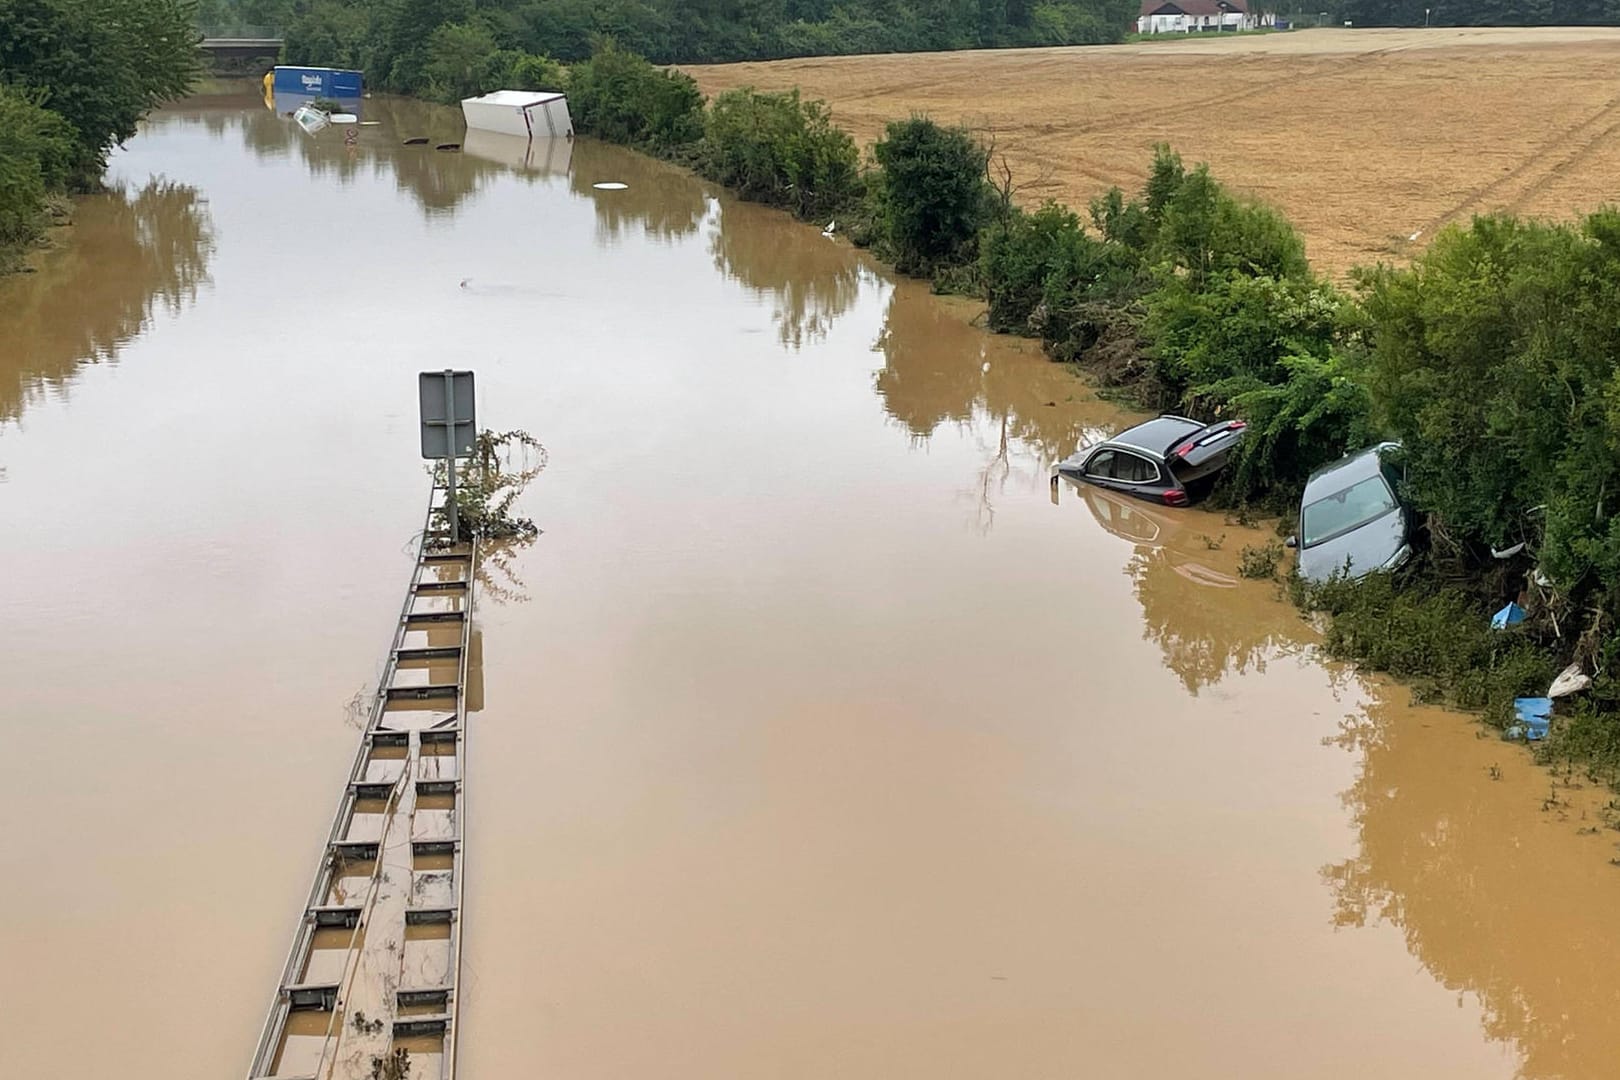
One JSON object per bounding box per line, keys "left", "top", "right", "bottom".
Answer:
{"left": 279, "top": 0, "right": 1138, "bottom": 97}
{"left": 567, "top": 41, "right": 704, "bottom": 155}
{"left": 698, "top": 87, "right": 860, "bottom": 221}
{"left": 1238, "top": 540, "right": 1283, "bottom": 579}
{"left": 0, "top": 0, "right": 203, "bottom": 188}
{"left": 1336, "top": 0, "right": 1620, "bottom": 27}
{"left": 434, "top": 430, "right": 548, "bottom": 542}
{"left": 1302, "top": 573, "right": 1555, "bottom": 723}
{"left": 1357, "top": 211, "right": 1620, "bottom": 666}
{"left": 870, "top": 117, "right": 994, "bottom": 276}
{"left": 0, "top": 86, "right": 75, "bottom": 269}
{"left": 978, "top": 201, "right": 1121, "bottom": 333}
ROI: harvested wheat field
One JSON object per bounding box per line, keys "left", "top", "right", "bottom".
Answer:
{"left": 686, "top": 28, "right": 1620, "bottom": 274}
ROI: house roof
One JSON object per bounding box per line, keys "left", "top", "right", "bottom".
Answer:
{"left": 1141, "top": 0, "right": 1247, "bottom": 15}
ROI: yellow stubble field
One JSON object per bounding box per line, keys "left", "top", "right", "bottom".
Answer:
{"left": 685, "top": 28, "right": 1620, "bottom": 274}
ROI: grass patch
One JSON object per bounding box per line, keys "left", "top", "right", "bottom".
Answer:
{"left": 1298, "top": 572, "right": 1556, "bottom": 725}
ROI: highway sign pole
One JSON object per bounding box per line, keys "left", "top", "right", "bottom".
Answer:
{"left": 444, "top": 370, "right": 460, "bottom": 541}
{"left": 419, "top": 369, "right": 476, "bottom": 544}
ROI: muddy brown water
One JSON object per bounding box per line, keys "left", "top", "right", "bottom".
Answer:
{"left": 2, "top": 86, "right": 1619, "bottom": 1080}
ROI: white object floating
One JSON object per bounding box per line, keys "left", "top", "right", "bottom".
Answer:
{"left": 329, "top": 113, "right": 359, "bottom": 124}
{"left": 982, "top": 362, "right": 991, "bottom": 373}
{"left": 593, "top": 182, "right": 628, "bottom": 190}
{"left": 359, "top": 120, "right": 382, "bottom": 126}
{"left": 1408, "top": 230, "right": 1423, "bottom": 242}
{"left": 293, "top": 104, "right": 329, "bottom": 135}
{"left": 822, "top": 220, "right": 836, "bottom": 236}
{"left": 1549, "top": 663, "right": 1592, "bottom": 698}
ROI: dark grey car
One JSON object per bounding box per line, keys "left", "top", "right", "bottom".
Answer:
{"left": 1054, "top": 415, "right": 1247, "bottom": 506}
{"left": 1289, "top": 442, "right": 1413, "bottom": 582}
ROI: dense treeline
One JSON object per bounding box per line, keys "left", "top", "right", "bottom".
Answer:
{"left": 559, "top": 45, "right": 1620, "bottom": 765}
{"left": 1335, "top": 0, "right": 1620, "bottom": 24}
{"left": 0, "top": 0, "right": 201, "bottom": 270}
{"left": 259, "top": 0, "right": 1137, "bottom": 100}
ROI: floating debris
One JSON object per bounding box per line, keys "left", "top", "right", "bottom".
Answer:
{"left": 402, "top": 136, "right": 429, "bottom": 146}
{"left": 592, "top": 181, "right": 628, "bottom": 190}
{"left": 436, "top": 143, "right": 462, "bottom": 152}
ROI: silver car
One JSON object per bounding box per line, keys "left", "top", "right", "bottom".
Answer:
{"left": 1288, "top": 442, "right": 1413, "bottom": 582}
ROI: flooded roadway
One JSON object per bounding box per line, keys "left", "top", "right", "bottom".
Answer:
{"left": 2, "top": 86, "right": 1620, "bottom": 1080}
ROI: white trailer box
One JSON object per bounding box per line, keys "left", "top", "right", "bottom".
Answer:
{"left": 460, "top": 91, "right": 573, "bottom": 139}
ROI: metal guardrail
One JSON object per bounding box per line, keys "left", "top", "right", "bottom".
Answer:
{"left": 247, "top": 486, "right": 476, "bottom": 1080}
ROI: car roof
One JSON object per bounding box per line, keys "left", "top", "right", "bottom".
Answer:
{"left": 1303, "top": 442, "right": 1399, "bottom": 501}
{"left": 1106, "top": 415, "right": 1202, "bottom": 458}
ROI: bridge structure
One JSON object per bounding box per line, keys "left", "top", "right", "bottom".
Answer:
{"left": 247, "top": 485, "right": 478, "bottom": 1080}
{"left": 199, "top": 27, "right": 283, "bottom": 65}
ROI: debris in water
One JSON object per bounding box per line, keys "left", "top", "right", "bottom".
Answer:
{"left": 822, "top": 219, "right": 836, "bottom": 236}
{"left": 593, "top": 181, "right": 628, "bottom": 190}
{"left": 436, "top": 143, "right": 462, "bottom": 152}
{"left": 981, "top": 361, "right": 991, "bottom": 373}
{"left": 1490, "top": 601, "right": 1526, "bottom": 629}
{"left": 403, "top": 136, "right": 429, "bottom": 145}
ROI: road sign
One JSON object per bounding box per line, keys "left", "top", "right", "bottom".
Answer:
{"left": 419, "top": 370, "right": 476, "bottom": 460}
{"left": 419, "top": 370, "right": 476, "bottom": 542}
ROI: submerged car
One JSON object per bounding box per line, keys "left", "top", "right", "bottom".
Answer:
{"left": 1289, "top": 442, "right": 1413, "bottom": 582}
{"left": 1054, "top": 415, "right": 1247, "bottom": 506}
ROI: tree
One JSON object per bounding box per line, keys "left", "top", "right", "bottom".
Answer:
{"left": 0, "top": 0, "right": 203, "bottom": 186}
{"left": 870, "top": 116, "right": 993, "bottom": 276}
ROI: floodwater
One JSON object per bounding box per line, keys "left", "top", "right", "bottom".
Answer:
{"left": 2, "top": 85, "right": 1619, "bottom": 1080}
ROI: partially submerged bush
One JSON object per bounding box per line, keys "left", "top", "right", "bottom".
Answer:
{"left": 698, "top": 87, "right": 861, "bottom": 222}
{"left": 1238, "top": 541, "right": 1283, "bottom": 580}
{"left": 1301, "top": 572, "right": 1555, "bottom": 723}
{"left": 567, "top": 42, "right": 704, "bottom": 155}
{"left": 433, "top": 430, "right": 547, "bottom": 542}
{"left": 0, "top": 86, "right": 75, "bottom": 269}
{"left": 868, "top": 117, "right": 994, "bottom": 276}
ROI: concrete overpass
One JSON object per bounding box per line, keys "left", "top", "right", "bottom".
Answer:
{"left": 198, "top": 32, "right": 283, "bottom": 67}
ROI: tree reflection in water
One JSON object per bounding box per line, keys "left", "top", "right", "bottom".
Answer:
{"left": 0, "top": 180, "right": 214, "bottom": 425}
{"left": 566, "top": 141, "right": 707, "bottom": 246}
{"left": 705, "top": 198, "right": 866, "bottom": 349}
{"left": 1323, "top": 693, "right": 1620, "bottom": 1079}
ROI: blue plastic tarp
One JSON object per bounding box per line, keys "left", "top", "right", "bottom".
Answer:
{"left": 1508, "top": 697, "right": 1552, "bottom": 741}
{"left": 1491, "top": 602, "right": 1527, "bottom": 629}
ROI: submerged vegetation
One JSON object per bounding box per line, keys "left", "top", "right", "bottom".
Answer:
{"left": 433, "top": 429, "right": 548, "bottom": 543}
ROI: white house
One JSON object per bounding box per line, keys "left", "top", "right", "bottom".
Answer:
{"left": 1137, "top": 0, "right": 1270, "bottom": 33}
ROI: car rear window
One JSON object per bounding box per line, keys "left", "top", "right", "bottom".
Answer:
{"left": 1302, "top": 476, "right": 1398, "bottom": 547}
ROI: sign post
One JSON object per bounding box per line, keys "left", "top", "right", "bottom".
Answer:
{"left": 419, "top": 370, "right": 476, "bottom": 542}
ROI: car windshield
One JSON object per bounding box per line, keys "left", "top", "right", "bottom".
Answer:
{"left": 1302, "top": 475, "right": 1397, "bottom": 547}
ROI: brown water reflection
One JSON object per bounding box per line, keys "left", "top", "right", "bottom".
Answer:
{"left": 0, "top": 181, "right": 212, "bottom": 425}
{"left": 4, "top": 83, "right": 1620, "bottom": 1080}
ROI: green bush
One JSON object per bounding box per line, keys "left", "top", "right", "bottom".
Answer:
{"left": 869, "top": 116, "right": 993, "bottom": 276}
{"left": 567, "top": 41, "right": 704, "bottom": 155}
{"left": 698, "top": 87, "right": 861, "bottom": 222}
{"left": 0, "top": 86, "right": 75, "bottom": 269}
{"left": 979, "top": 202, "right": 1120, "bottom": 334}
{"left": 1303, "top": 573, "right": 1555, "bottom": 723}
{"left": 0, "top": 0, "right": 202, "bottom": 187}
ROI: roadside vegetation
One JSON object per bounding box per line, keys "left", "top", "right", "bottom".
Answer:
{"left": 0, "top": 0, "right": 201, "bottom": 271}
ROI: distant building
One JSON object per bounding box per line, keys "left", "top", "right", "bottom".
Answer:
{"left": 1136, "top": 0, "right": 1271, "bottom": 33}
